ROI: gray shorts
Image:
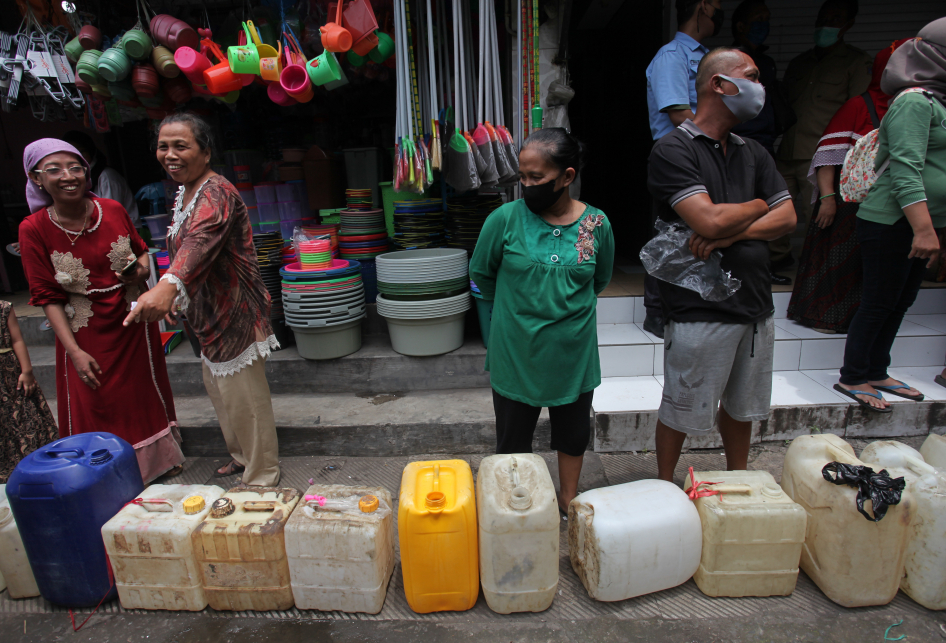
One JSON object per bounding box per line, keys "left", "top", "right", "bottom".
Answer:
{"left": 658, "top": 318, "right": 774, "bottom": 435}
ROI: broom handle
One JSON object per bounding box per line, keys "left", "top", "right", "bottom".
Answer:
{"left": 426, "top": 0, "right": 437, "bottom": 123}
{"left": 477, "top": 0, "right": 484, "bottom": 125}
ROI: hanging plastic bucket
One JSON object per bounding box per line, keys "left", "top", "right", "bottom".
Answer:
{"left": 321, "top": 0, "right": 353, "bottom": 53}
{"left": 174, "top": 46, "right": 212, "bottom": 85}
{"left": 268, "top": 81, "right": 297, "bottom": 107}
{"left": 259, "top": 41, "right": 284, "bottom": 82}
{"left": 121, "top": 28, "right": 153, "bottom": 61}
{"left": 96, "top": 47, "right": 133, "bottom": 83}
{"left": 280, "top": 64, "right": 313, "bottom": 103}
{"left": 368, "top": 31, "right": 394, "bottom": 63}
{"left": 203, "top": 40, "right": 242, "bottom": 95}
{"left": 227, "top": 23, "right": 260, "bottom": 74}
{"left": 152, "top": 45, "right": 179, "bottom": 78}
{"left": 307, "top": 51, "right": 341, "bottom": 86}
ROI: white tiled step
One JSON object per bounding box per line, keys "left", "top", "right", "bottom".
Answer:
{"left": 596, "top": 292, "right": 946, "bottom": 377}
{"left": 592, "top": 367, "right": 946, "bottom": 452}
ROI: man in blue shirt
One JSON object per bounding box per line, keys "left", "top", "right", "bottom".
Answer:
{"left": 643, "top": 0, "right": 720, "bottom": 337}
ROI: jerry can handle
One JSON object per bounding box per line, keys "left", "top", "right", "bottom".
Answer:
{"left": 141, "top": 499, "right": 173, "bottom": 512}
{"left": 243, "top": 500, "right": 277, "bottom": 511}
{"left": 46, "top": 448, "right": 84, "bottom": 458}
{"left": 510, "top": 456, "right": 520, "bottom": 487}
{"left": 433, "top": 463, "right": 440, "bottom": 491}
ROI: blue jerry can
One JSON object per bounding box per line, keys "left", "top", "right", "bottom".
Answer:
{"left": 5, "top": 432, "right": 143, "bottom": 607}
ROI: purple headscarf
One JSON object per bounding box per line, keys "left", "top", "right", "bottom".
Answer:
{"left": 23, "top": 138, "right": 95, "bottom": 213}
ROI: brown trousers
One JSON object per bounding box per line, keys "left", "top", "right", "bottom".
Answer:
{"left": 202, "top": 357, "right": 280, "bottom": 486}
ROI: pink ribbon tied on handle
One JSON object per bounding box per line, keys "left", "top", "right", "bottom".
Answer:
{"left": 305, "top": 494, "right": 327, "bottom": 506}
{"left": 684, "top": 467, "right": 722, "bottom": 500}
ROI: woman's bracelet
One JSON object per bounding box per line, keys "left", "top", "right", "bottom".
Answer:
{"left": 819, "top": 192, "right": 836, "bottom": 200}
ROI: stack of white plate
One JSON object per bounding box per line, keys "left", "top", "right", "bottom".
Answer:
{"left": 374, "top": 249, "right": 471, "bottom": 356}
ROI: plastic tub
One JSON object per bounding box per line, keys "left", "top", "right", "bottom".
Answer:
{"left": 569, "top": 480, "right": 702, "bottom": 602}
{"left": 473, "top": 294, "right": 493, "bottom": 348}
{"left": 259, "top": 202, "right": 280, "bottom": 221}
{"left": 277, "top": 182, "right": 305, "bottom": 203}
{"left": 342, "top": 147, "right": 383, "bottom": 207}
{"left": 383, "top": 311, "right": 466, "bottom": 356}
{"left": 360, "top": 258, "right": 378, "bottom": 303}
{"left": 293, "top": 318, "right": 363, "bottom": 359}
{"left": 477, "top": 454, "right": 558, "bottom": 614}
{"left": 254, "top": 183, "right": 280, "bottom": 204}
{"left": 260, "top": 220, "right": 280, "bottom": 233}
{"left": 143, "top": 213, "right": 170, "bottom": 239}
{"left": 239, "top": 189, "right": 257, "bottom": 207}
{"left": 279, "top": 201, "right": 307, "bottom": 221}
{"left": 247, "top": 206, "right": 260, "bottom": 226}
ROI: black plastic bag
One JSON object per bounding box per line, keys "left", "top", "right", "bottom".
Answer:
{"left": 822, "top": 462, "right": 906, "bottom": 522}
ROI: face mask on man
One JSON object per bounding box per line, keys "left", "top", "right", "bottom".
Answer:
{"left": 522, "top": 176, "right": 565, "bottom": 214}
{"left": 747, "top": 20, "right": 770, "bottom": 46}
{"left": 717, "top": 74, "right": 766, "bottom": 122}
{"left": 813, "top": 26, "right": 840, "bottom": 48}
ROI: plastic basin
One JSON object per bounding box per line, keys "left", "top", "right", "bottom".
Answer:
{"left": 383, "top": 312, "right": 466, "bottom": 357}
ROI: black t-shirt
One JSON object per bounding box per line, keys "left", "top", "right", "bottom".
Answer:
{"left": 647, "top": 120, "right": 791, "bottom": 325}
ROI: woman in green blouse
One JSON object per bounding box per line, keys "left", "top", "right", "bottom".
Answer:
{"left": 470, "top": 128, "right": 614, "bottom": 515}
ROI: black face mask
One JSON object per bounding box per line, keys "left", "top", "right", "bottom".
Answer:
{"left": 522, "top": 176, "right": 565, "bottom": 214}
{"left": 708, "top": 5, "right": 724, "bottom": 37}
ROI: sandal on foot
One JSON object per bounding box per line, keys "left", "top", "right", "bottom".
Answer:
{"left": 213, "top": 460, "right": 246, "bottom": 478}
{"left": 934, "top": 375, "right": 946, "bottom": 389}
{"left": 163, "top": 464, "right": 184, "bottom": 478}
{"left": 833, "top": 384, "right": 893, "bottom": 413}
{"left": 873, "top": 379, "right": 924, "bottom": 401}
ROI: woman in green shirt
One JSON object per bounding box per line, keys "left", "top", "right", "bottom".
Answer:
{"left": 836, "top": 18, "right": 946, "bottom": 411}
{"left": 470, "top": 128, "right": 614, "bottom": 515}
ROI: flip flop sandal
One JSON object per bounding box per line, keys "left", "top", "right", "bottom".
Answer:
{"left": 833, "top": 384, "right": 893, "bottom": 413}
{"left": 163, "top": 464, "right": 184, "bottom": 478}
{"left": 935, "top": 375, "right": 946, "bottom": 389}
{"left": 558, "top": 505, "right": 568, "bottom": 521}
{"left": 213, "top": 460, "right": 246, "bottom": 478}
{"left": 873, "top": 379, "right": 924, "bottom": 401}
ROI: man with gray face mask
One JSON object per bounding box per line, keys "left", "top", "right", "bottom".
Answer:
{"left": 646, "top": 47, "right": 797, "bottom": 483}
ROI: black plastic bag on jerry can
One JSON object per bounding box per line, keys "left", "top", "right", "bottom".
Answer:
{"left": 822, "top": 462, "right": 906, "bottom": 522}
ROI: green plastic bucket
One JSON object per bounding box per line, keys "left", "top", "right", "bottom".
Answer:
{"left": 472, "top": 292, "right": 493, "bottom": 348}
{"left": 380, "top": 181, "right": 427, "bottom": 237}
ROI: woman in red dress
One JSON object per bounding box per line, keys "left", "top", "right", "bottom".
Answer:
{"left": 18, "top": 138, "right": 183, "bottom": 483}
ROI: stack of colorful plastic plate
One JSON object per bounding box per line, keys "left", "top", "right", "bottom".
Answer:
{"left": 338, "top": 231, "right": 389, "bottom": 260}
{"left": 445, "top": 195, "right": 502, "bottom": 252}
{"left": 253, "top": 232, "right": 287, "bottom": 322}
{"left": 154, "top": 250, "right": 170, "bottom": 278}
{"left": 345, "top": 189, "right": 373, "bottom": 211}
{"left": 392, "top": 199, "right": 445, "bottom": 250}
{"left": 299, "top": 239, "right": 333, "bottom": 270}
{"left": 339, "top": 208, "right": 386, "bottom": 236}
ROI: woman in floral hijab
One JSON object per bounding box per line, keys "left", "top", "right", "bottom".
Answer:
{"left": 18, "top": 138, "right": 183, "bottom": 483}
{"left": 470, "top": 128, "right": 614, "bottom": 516}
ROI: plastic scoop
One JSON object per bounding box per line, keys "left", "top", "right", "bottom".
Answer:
{"left": 322, "top": 0, "right": 353, "bottom": 53}
{"left": 248, "top": 20, "right": 277, "bottom": 59}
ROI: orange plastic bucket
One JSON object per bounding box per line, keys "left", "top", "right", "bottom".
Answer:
{"left": 260, "top": 41, "right": 284, "bottom": 81}
{"left": 202, "top": 40, "right": 242, "bottom": 94}
{"left": 321, "top": 0, "right": 352, "bottom": 53}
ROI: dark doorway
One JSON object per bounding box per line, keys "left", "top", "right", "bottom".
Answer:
{"left": 568, "top": 0, "right": 665, "bottom": 263}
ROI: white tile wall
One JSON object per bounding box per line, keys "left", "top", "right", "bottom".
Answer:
{"left": 597, "top": 324, "right": 650, "bottom": 346}
{"left": 598, "top": 344, "right": 655, "bottom": 378}
{"left": 908, "top": 289, "right": 946, "bottom": 315}
{"left": 773, "top": 339, "right": 801, "bottom": 371}
{"left": 889, "top": 335, "right": 946, "bottom": 368}
{"left": 773, "top": 292, "right": 791, "bottom": 319}
{"left": 595, "top": 297, "right": 634, "bottom": 325}
{"left": 905, "top": 314, "right": 946, "bottom": 333}
{"left": 798, "top": 338, "right": 848, "bottom": 370}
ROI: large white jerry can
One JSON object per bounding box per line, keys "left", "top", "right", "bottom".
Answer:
{"left": 568, "top": 479, "right": 702, "bottom": 601}
{"left": 0, "top": 484, "right": 40, "bottom": 598}
{"left": 101, "top": 484, "right": 224, "bottom": 610}
{"left": 861, "top": 440, "right": 946, "bottom": 610}
{"left": 285, "top": 484, "right": 395, "bottom": 613}
{"left": 477, "top": 454, "right": 559, "bottom": 614}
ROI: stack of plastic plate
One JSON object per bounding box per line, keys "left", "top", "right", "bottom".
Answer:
{"left": 299, "top": 239, "right": 332, "bottom": 270}
{"left": 375, "top": 249, "right": 470, "bottom": 356}
{"left": 154, "top": 250, "right": 170, "bottom": 278}
{"left": 281, "top": 259, "right": 366, "bottom": 360}
{"left": 345, "top": 188, "right": 373, "bottom": 211}
{"left": 392, "top": 199, "right": 445, "bottom": 250}
{"left": 445, "top": 195, "right": 501, "bottom": 252}
{"left": 253, "top": 232, "right": 290, "bottom": 346}
{"left": 340, "top": 208, "right": 385, "bottom": 236}
{"left": 338, "top": 231, "right": 389, "bottom": 260}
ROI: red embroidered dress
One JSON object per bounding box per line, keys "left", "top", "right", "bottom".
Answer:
{"left": 162, "top": 175, "right": 276, "bottom": 377}
{"left": 19, "top": 198, "right": 182, "bottom": 482}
